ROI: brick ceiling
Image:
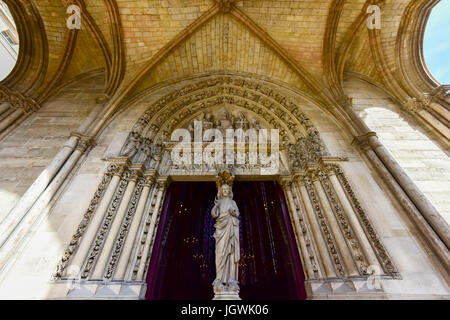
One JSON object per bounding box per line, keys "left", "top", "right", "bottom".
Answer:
{"left": 1, "top": 0, "right": 436, "bottom": 108}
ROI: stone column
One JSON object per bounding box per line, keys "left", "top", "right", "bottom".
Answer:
{"left": 356, "top": 143, "right": 450, "bottom": 279}
{"left": 281, "top": 180, "right": 317, "bottom": 280}
{"left": 291, "top": 181, "right": 322, "bottom": 279}
{"left": 366, "top": 134, "right": 450, "bottom": 248}
{"left": 346, "top": 103, "right": 450, "bottom": 249}
{"left": 135, "top": 179, "right": 168, "bottom": 281}
{"left": 328, "top": 172, "right": 381, "bottom": 269}
{"left": 113, "top": 175, "right": 155, "bottom": 281}
{"left": 312, "top": 173, "right": 360, "bottom": 277}
{"left": 0, "top": 97, "right": 107, "bottom": 250}
{"left": 126, "top": 180, "right": 159, "bottom": 281}
{"left": 0, "top": 138, "right": 94, "bottom": 276}
{"left": 416, "top": 109, "right": 450, "bottom": 140}
{"left": 67, "top": 163, "right": 126, "bottom": 277}
{"left": 90, "top": 168, "right": 141, "bottom": 279}
{"left": 0, "top": 135, "right": 78, "bottom": 249}
{"left": 404, "top": 96, "right": 450, "bottom": 142}
{"left": 0, "top": 102, "right": 11, "bottom": 117}
{"left": 0, "top": 109, "right": 23, "bottom": 133}
{"left": 298, "top": 178, "right": 337, "bottom": 278}
{"left": 0, "top": 93, "right": 39, "bottom": 137}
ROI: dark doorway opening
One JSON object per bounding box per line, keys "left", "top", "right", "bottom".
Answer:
{"left": 145, "top": 181, "right": 306, "bottom": 300}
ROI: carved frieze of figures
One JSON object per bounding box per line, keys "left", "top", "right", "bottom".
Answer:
{"left": 183, "top": 108, "right": 261, "bottom": 140}
{"left": 118, "top": 76, "right": 330, "bottom": 174}
{"left": 120, "top": 131, "right": 143, "bottom": 159}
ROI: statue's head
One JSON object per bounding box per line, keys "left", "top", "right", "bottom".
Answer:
{"left": 219, "top": 184, "right": 232, "bottom": 199}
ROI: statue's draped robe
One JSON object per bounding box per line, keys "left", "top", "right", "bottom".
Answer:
{"left": 212, "top": 198, "right": 240, "bottom": 288}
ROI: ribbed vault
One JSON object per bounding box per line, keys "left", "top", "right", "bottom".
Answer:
{"left": 0, "top": 0, "right": 445, "bottom": 118}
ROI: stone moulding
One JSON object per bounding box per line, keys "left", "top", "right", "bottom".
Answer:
{"left": 332, "top": 164, "right": 400, "bottom": 278}
{"left": 53, "top": 164, "right": 117, "bottom": 279}
{"left": 0, "top": 85, "right": 40, "bottom": 115}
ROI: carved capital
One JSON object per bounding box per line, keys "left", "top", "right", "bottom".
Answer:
{"left": 0, "top": 85, "right": 11, "bottom": 103}
{"left": 404, "top": 97, "right": 426, "bottom": 114}
{"left": 144, "top": 175, "right": 156, "bottom": 187}
{"left": 127, "top": 169, "right": 142, "bottom": 182}
{"left": 8, "top": 92, "right": 40, "bottom": 115}
{"left": 112, "top": 163, "right": 128, "bottom": 177}
{"left": 156, "top": 177, "right": 169, "bottom": 190}
{"left": 351, "top": 132, "right": 377, "bottom": 151}
{"left": 279, "top": 177, "right": 293, "bottom": 190}
{"left": 71, "top": 132, "right": 96, "bottom": 152}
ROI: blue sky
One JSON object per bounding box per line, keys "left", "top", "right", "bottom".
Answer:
{"left": 423, "top": 0, "right": 450, "bottom": 84}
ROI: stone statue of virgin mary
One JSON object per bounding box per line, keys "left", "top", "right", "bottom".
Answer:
{"left": 211, "top": 171, "right": 241, "bottom": 300}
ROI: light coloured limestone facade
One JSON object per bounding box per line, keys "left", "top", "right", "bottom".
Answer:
{"left": 0, "top": 0, "right": 448, "bottom": 300}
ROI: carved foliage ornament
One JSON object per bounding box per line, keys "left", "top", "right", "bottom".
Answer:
{"left": 0, "top": 85, "right": 40, "bottom": 115}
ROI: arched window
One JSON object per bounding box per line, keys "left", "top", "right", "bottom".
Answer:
{"left": 423, "top": 0, "right": 450, "bottom": 84}
{"left": 0, "top": 0, "right": 18, "bottom": 81}
{"left": 345, "top": 78, "right": 450, "bottom": 225}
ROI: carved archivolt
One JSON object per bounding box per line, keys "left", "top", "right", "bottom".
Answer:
{"left": 282, "top": 164, "right": 399, "bottom": 286}
{"left": 53, "top": 76, "right": 399, "bottom": 298}
{"left": 119, "top": 76, "right": 327, "bottom": 173}
{"left": 54, "top": 162, "right": 165, "bottom": 286}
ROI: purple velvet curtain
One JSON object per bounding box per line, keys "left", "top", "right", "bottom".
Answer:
{"left": 145, "top": 181, "right": 306, "bottom": 300}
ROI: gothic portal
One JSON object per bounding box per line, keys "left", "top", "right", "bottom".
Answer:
{"left": 0, "top": 0, "right": 448, "bottom": 300}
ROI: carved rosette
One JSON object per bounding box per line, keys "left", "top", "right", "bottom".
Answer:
{"left": 218, "top": 0, "right": 233, "bottom": 13}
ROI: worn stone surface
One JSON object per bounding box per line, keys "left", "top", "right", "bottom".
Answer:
{"left": 0, "top": 0, "right": 448, "bottom": 300}
{"left": 346, "top": 78, "right": 450, "bottom": 224}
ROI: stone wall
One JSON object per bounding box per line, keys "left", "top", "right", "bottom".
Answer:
{"left": 0, "top": 73, "right": 105, "bottom": 223}
{"left": 344, "top": 77, "right": 450, "bottom": 225}
{"left": 0, "top": 75, "right": 448, "bottom": 299}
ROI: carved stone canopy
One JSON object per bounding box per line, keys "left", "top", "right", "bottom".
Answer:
{"left": 216, "top": 170, "right": 235, "bottom": 189}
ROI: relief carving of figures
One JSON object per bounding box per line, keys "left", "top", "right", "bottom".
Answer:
{"left": 146, "top": 143, "right": 163, "bottom": 169}
{"left": 120, "top": 132, "right": 143, "bottom": 159}
{"left": 234, "top": 112, "right": 249, "bottom": 130}
{"left": 136, "top": 138, "right": 152, "bottom": 164}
